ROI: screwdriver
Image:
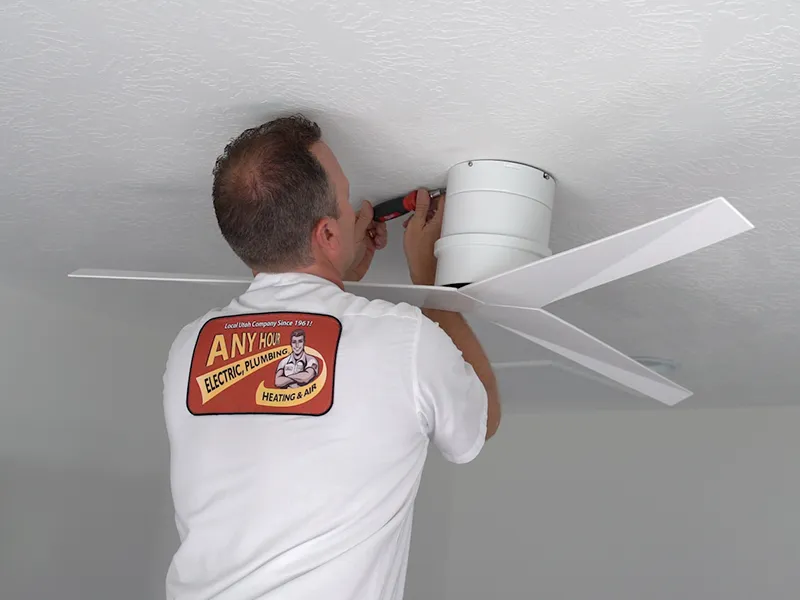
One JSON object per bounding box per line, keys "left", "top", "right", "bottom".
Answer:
{"left": 372, "top": 188, "right": 445, "bottom": 222}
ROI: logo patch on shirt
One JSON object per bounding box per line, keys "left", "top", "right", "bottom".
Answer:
{"left": 186, "top": 312, "right": 341, "bottom": 416}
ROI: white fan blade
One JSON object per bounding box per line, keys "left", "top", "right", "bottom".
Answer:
{"left": 344, "top": 282, "right": 481, "bottom": 313}
{"left": 490, "top": 359, "right": 554, "bottom": 370}
{"left": 68, "top": 270, "right": 480, "bottom": 311}
{"left": 68, "top": 269, "right": 252, "bottom": 284}
{"left": 476, "top": 305, "right": 691, "bottom": 406}
{"left": 461, "top": 197, "right": 753, "bottom": 308}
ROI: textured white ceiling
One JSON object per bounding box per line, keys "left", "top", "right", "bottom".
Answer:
{"left": 2, "top": 0, "right": 799, "bottom": 409}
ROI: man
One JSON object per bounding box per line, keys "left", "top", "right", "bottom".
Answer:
{"left": 163, "top": 115, "right": 500, "bottom": 599}
{"left": 275, "top": 329, "right": 319, "bottom": 389}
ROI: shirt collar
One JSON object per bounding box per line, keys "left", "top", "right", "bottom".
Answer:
{"left": 246, "top": 271, "right": 341, "bottom": 292}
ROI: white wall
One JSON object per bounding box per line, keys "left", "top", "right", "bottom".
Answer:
{"left": 0, "top": 279, "right": 179, "bottom": 600}
{"left": 2, "top": 278, "right": 799, "bottom": 599}
{"left": 440, "top": 409, "right": 800, "bottom": 600}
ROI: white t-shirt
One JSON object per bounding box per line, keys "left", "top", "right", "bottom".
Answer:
{"left": 276, "top": 351, "right": 319, "bottom": 388}
{"left": 163, "top": 272, "right": 488, "bottom": 600}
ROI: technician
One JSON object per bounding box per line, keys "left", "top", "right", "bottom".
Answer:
{"left": 162, "top": 114, "right": 501, "bottom": 599}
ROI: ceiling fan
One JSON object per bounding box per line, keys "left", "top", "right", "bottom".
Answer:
{"left": 69, "top": 160, "right": 754, "bottom": 406}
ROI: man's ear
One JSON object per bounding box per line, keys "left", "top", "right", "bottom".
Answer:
{"left": 312, "top": 217, "right": 341, "bottom": 256}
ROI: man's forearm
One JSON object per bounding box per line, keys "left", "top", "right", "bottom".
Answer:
{"left": 422, "top": 309, "right": 501, "bottom": 438}
{"left": 290, "top": 369, "right": 316, "bottom": 385}
{"left": 275, "top": 374, "right": 294, "bottom": 388}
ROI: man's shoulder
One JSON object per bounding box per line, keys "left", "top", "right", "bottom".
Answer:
{"left": 166, "top": 305, "right": 235, "bottom": 360}
{"left": 341, "top": 292, "right": 423, "bottom": 323}
{"left": 165, "top": 293, "right": 425, "bottom": 368}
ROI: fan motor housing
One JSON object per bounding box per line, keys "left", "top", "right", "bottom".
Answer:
{"left": 434, "top": 159, "right": 556, "bottom": 287}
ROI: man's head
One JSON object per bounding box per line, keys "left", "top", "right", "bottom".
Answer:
{"left": 212, "top": 115, "right": 357, "bottom": 276}
{"left": 290, "top": 329, "right": 306, "bottom": 357}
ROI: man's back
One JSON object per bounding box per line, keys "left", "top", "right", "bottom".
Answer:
{"left": 163, "top": 273, "right": 488, "bottom": 599}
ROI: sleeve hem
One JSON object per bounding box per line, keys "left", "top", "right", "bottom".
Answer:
{"left": 440, "top": 391, "right": 488, "bottom": 464}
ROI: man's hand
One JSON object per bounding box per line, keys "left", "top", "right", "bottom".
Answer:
{"left": 403, "top": 189, "right": 445, "bottom": 285}
{"left": 344, "top": 201, "right": 388, "bottom": 282}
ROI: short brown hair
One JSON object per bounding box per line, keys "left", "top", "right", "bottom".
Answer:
{"left": 212, "top": 115, "right": 339, "bottom": 270}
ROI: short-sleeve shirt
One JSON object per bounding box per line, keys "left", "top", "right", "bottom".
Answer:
{"left": 163, "top": 272, "right": 488, "bottom": 599}
{"left": 276, "top": 352, "right": 319, "bottom": 388}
